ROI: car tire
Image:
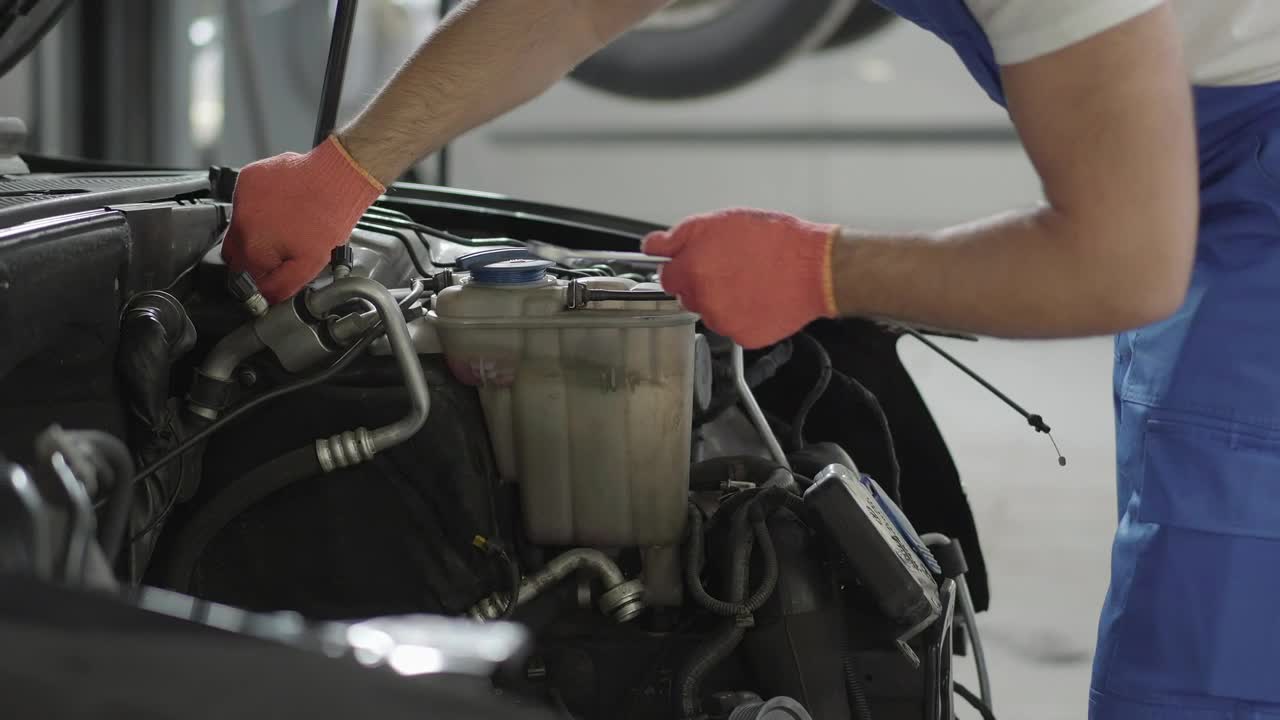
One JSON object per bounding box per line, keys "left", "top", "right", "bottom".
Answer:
{"left": 819, "top": 1, "right": 898, "bottom": 51}
{"left": 568, "top": 0, "right": 857, "bottom": 101}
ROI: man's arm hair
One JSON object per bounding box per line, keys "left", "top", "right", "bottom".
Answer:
{"left": 337, "top": 0, "right": 667, "bottom": 185}
{"left": 831, "top": 2, "right": 1198, "bottom": 337}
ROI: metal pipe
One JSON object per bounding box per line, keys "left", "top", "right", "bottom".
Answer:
{"left": 957, "top": 575, "right": 992, "bottom": 710}
{"left": 313, "top": 0, "right": 360, "bottom": 147}
{"left": 468, "top": 548, "right": 645, "bottom": 623}
{"left": 199, "top": 323, "right": 265, "bottom": 382}
{"left": 46, "top": 452, "right": 94, "bottom": 585}
{"left": 307, "top": 276, "right": 430, "bottom": 454}
{"left": 731, "top": 345, "right": 789, "bottom": 468}
{"left": 2, "top": 461, "right": 52, "bottom": 580}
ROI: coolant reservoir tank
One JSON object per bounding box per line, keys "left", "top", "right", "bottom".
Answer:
{"left": 433, "top": 256, "right": 698, "bottom": 547}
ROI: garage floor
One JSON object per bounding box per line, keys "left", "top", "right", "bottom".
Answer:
{"left": 900, "top": 335, "right": 1117, "bottom": 719}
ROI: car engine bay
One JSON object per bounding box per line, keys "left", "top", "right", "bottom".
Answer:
{"left": 0, "top": 165, "right": 997, "bottom": 720}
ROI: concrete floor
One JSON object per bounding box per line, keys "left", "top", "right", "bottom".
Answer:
{"left": 900, "top": 335, "right": 1117, "bottom": 719}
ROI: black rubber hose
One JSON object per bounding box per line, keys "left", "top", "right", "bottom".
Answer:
{"left": 740, "top": 506, "right": 779, "bottom": 613}
{"left": 679, "top": 622, "right": 746, "bottom": 720}
{"left": 833, "top": 371, "right": 902, "bottom": 506}
{"left": 842, "top": 655, "right": 875, "bottom": 720}
{"left": 684, "top": 504, "right": 737, "bottom": 617}
{"left": 955, "top": 683, "right": 997, "bottom": 720}
{"left": 744, "top": 340, "right": 793, "bottom": 389}
{"left": 163, "top": 446, "right": 322, "bottom": 593}
{"left": 791, "top": 333, "right": 833, "bottom": 451}
{"left": 679, "top": 498, "right": 764, "bottom": 719}
{"left": 683, "top": 498, "right": 782, "bottom": 618}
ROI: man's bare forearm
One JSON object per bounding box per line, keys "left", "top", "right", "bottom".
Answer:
{"left": 832, "top": 205, "right": 1191, "bottom": 339}
{"left": 834, "top": 5, "right": 1195, "bottom": 340}
{"left": 337, "top": 0, "right": 664, "bottom": 185}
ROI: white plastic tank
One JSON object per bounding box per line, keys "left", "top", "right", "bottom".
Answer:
{"left": 433, "top": 255, "right": 698, "bottom": 548}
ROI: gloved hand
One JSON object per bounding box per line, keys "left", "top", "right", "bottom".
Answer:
{"left": 642, "top": 208, "right": 841, "bottom": 349}
{"left": 221, "top": 135, "right": 384, "bottom": 304}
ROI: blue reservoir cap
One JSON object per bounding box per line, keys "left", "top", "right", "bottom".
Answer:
{"left": 457, "top": 247, "right": 534, "bottom": 270}
{"left": 456, "top": 247, "right": 553, "bottom": 284}
{"left": 471, "top": 258, "right": 554, "bottom": 284}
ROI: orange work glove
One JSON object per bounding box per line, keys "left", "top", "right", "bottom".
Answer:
{"left": 642, "top": 208, "right": 841, "bottom": 349}
{"left": 221, "top": 135, "right": 384, "bottom": 304}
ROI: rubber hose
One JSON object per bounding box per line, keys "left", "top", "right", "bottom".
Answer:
{"left": 740, "top": 508, "right": 779, "bottom": 613}
{"left": 680, "top": 498, "right": 758, "bottom": 719}
{"left": 842, "top": 655, "right": 875, "bottom": 720}
{"left": 955, "top": 683, "right": 997, "bottom": 720}
{"left": 684, "top": 498, "right": 780, "bottom": 618}
{"left": 684, "top": 504, "right": 739, "bottom": 617}
{"left": 790, "top": 334, "right": 833, "bottom": 451}
{"left": 744, "top": 340, "right": 794, "bottom": 389}
{"left": 163, "top": 446, "right": 322, "bottom": 592}
{"left": 679, "top": 622, "right": 747, "bottom": 719}
{"left": 833, "top": 372, "right": 902, "bottom": 506}
{"left": 723, "top": 499, "right": 757, "bottom": 610}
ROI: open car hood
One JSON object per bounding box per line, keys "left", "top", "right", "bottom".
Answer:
{"left": 0, "top": 0, "right": 71, "bottom": 78}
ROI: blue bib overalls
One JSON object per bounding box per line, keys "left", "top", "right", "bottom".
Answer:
{"left": 872, "top": 1, "right": 1280, "bottom": 717}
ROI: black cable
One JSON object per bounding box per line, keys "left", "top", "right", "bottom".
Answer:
{"left": 791, "top": 333, "right": 833, "bottom": 451}
{"left": 360, "top": 212, "right": 513, "bottom": 248}
{"left": 125, "top": 326, "right": 384, "bottom": 547}
{"left": 127, "top": 453, "right": 185, "bottom": 546}
{"left": 954, "top": 682, "right": 996, "bottom": 720}
{"left": 410, "top": 229, "right": 457, "bottom": 268}
{"left": 903, "top": 328, "right": 1065, "bottom": 466}
{"left": 832, "top": 370, "right": 902, "bottom": 507}
{"left": 361, "top": 208, "right": 457, "bottom": 267}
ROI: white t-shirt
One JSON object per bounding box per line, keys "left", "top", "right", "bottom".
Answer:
{"left": 962, "top": 0, "right": 1280, "bottom": 86}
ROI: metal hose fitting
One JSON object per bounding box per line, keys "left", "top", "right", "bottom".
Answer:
{"left": 468, "top": 548, "right": 646, "bottom": 623}
{"left": 315, "top": 428, "right": 377, "bottom": 473}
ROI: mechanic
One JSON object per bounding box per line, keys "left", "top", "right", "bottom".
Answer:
{"left": 222, "top": 1, "right": 1280, "bottom": 717}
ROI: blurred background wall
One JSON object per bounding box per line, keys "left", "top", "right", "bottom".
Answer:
{"left": 2, "top": 3, "right": 1117, "bottom": 716}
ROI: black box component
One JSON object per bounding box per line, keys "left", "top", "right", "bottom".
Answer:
{"left": 803, "top": 464, "right": 941, "bottom": 661}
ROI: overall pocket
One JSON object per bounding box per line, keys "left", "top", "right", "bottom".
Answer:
{"left": 1104, "top": 416, "right": 1280, "bottom": 704}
